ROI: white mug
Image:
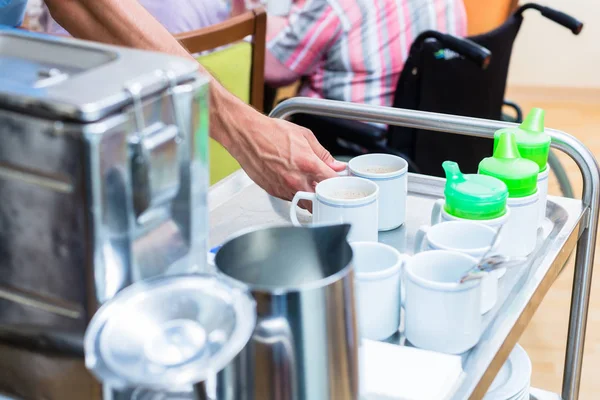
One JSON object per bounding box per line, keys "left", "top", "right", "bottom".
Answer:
{"left": 347, "top": 154, "right": 408, "bottom": 231}
{"left": 414, "top": 221, "right": 500, "bottom": 314}
{"left": 431, "top": 199, "right": 510, "bottom": 229}
{"left": 499, "top": 192, "right": 540, "bottom": 257}
{"left": 290, "top": 177, "right": 379, "bottom": 242}
{"left": 538, "top": 167, "right": 549, "bottom": 226}
{"left": 351, "top": 242, "right": 403, "bottom": 341}
{"left": 403, "top": 250, "right": 482, "bottom": 354}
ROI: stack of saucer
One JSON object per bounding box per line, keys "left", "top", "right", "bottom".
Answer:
{"left": 484, "top": 344, "right": 532, "bottom": 400}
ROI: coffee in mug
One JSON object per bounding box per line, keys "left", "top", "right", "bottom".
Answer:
{"left": 360, "top": 166, "right": 398, "bottom": 174}
{"left": 333, "top": 190, "right": 370, "bottom": 200}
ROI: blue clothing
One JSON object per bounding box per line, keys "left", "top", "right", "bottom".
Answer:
{"left": 0, "top": 0, "right": 27, "bottom": 27}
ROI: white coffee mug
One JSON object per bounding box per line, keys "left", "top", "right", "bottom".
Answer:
{"left": 431, "top": 199, "right": 510, "bottom": 229}
{"left": 352, "top": 242, "right": 403, "bottom": 340}
{"left": 347, "top": 154, "right": 408, "bottom": 231}
{"left": 403, "top": 250, "right": 482, "bottom": 354}
{"left": 414, "top": 221, "right": 500, "bottom": 314}
{"left": 290, "top": 177, "right": 379, "bottom": 242}
{"left": 499, "top": 192, "right": 540, "bottom": 257}
{"left": 538, "top": 167, "right": 549, "bottom": 227}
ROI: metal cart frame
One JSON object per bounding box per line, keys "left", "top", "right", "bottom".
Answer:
{"left": 269, "top": 98, "right": 600, "bottom": 400}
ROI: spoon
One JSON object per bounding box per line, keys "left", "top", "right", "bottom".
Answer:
{"left": 459, "top": 254, "right": 528, "bottom": 283}
{"left": 479, "top": 225, "right": 503, "bottom": 263}
{"left": 459, "top": 225, "right": 520, "bottom": 283}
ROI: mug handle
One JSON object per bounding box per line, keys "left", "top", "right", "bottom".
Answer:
{"left": 399, "top": 255, "right": 410, "bottom": 308}
{"left": 413, "top": 225, "right": 430, "bottom": 254}
{"left": 338, "top": 166, "right": 350, "bottom": 177}
{"left": 431, "top": 199, "right": 445, "bottom": 225}
{"left": 290, "top": 191, "right": 316, "bottom": 226}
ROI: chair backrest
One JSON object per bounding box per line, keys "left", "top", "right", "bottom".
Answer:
{"left": 175, "top": 8, "right": 267, "bottom": 185}
{"left": 175, "top": 8, "right": 266, "bottom": 111}
{"left": 464, "top": 0, "right": 519, "bottom": 35}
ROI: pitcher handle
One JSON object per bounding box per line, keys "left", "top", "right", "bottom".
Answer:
{"left": 290, "top": 192, "right": 316, "bottom": 226}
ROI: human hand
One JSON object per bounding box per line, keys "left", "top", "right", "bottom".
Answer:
{"left": 210, "top": 84, "right": 345, "bottom": 202}
{"left": 233, "top": 117, "right": 346, "bottom": 201}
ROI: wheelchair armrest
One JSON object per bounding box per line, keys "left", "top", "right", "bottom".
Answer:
{"left": 502, "top": 100, "right": 523, "bottom": 123}
{"left": 292, "top": 113, "right": 387, "bottom": 147}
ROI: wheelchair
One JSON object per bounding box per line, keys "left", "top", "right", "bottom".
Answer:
{"left": 287, "top": 3, "right": 582, "bottom": 198}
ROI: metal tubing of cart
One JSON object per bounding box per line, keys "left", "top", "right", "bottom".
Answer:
{"left": 270, "top": 97, "right": 600, "bottom": 400}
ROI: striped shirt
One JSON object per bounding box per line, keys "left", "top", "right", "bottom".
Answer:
{"left": 268, "top": 0, "right": 467, "bottom": 106}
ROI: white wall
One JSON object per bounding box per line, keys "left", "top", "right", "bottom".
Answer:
{"left": 507, "top": 0, "right": 600, "bottom": 88}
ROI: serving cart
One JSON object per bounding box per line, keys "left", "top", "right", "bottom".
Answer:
{"left": 208, "top": 98, "right": 599, "bottom": 400}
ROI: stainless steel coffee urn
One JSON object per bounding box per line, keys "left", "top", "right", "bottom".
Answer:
{"left": 0, "top": 30, "right": 210, "bottom": 399}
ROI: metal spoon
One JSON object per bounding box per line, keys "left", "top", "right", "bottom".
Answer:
{"left": 460, "top": 254, "right": 528, "bottom": 283}
{"left": 459, "top": 225, "right": 521, "bottom": 283}
{"left": 479, "top": 225, "right": 503, "bottom": 263}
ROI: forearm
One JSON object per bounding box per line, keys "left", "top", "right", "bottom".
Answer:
{"left": 45, "top": 0, "right": 192, "bottom": 59}
{"left": 208, "top": 78, "right": 259, "bottom": 158}
{"left": 44, "top": 0, "right": 249, "bottom": 152}
{"left": 44, "top": 0, "right": 121, "bottom": 44}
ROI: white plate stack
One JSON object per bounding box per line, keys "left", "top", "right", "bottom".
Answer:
{"left": 484, "top": 344, "right": 532, "bottom": 400}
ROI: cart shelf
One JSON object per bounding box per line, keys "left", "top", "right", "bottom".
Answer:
{"left": 207, "top": 98, "right": 599, "bottom": 400}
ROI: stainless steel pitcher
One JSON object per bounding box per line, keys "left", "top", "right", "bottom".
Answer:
{"left": 214, "top": 224, "right": 359, "bottom": 400}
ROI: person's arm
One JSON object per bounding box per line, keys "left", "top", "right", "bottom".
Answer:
{"left": 44, "top": 0, "right": 345, "bottom": 201}
{"left": 265, "top": 2, "right": 341, "bottom": 88}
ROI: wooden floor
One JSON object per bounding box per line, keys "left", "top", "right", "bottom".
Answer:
{"left": 505, "top": 86, "right": 600, "bottom": 399}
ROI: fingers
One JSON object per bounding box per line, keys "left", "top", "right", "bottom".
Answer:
{"left": 302, "top": 128, "right": 347, "bottom": 172}
{"left": 298, "top": 199, "right": 313, "bottom": 213}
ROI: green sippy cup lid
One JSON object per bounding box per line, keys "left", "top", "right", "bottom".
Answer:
{"left": 493, "top": 108, "right": 550, "bottom": 170}
{"left": 442, "top": 161, "right": 508, "bottom": 220}
{"left": 480, "top": 132, "right": 540, "bottom": 198}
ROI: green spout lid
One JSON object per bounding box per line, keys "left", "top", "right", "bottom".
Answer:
{"left": 480, "top": 132, "right": 540, "bottom": 198}
{"left": 442, "top": 161, "right": 508, "bottom": 220}
{"left": 493, "top": 108, "right": 551, "bottom": 170}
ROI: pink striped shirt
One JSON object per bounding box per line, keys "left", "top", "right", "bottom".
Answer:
{"left": 268, "top": 0, "right": 467, "bottom": 106}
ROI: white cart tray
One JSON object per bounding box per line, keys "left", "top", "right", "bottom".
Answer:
{"left": 208, "top": 170, "right": 585, "bottom": 400}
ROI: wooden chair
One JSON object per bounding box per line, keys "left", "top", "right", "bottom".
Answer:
{"left": 175, "top": 8, "right": 267, "bottom": 184}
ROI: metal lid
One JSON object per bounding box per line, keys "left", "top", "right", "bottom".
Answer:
{"left": 0, "top": 29, "right": 202, "bottom": 122}
{"left": 84, "top": 274, "right": 256, "bottom": 391}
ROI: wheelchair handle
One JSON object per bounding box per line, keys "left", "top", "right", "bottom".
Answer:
{"left": 518, "top": 3, "right": 584, "bottom": 35}
{"left": 414, "top": 31, "right": 491, "bottom": 70}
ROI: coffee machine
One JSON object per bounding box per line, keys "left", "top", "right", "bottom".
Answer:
{"left": 0, "top": 30, "right": 210, "bottom": 399}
